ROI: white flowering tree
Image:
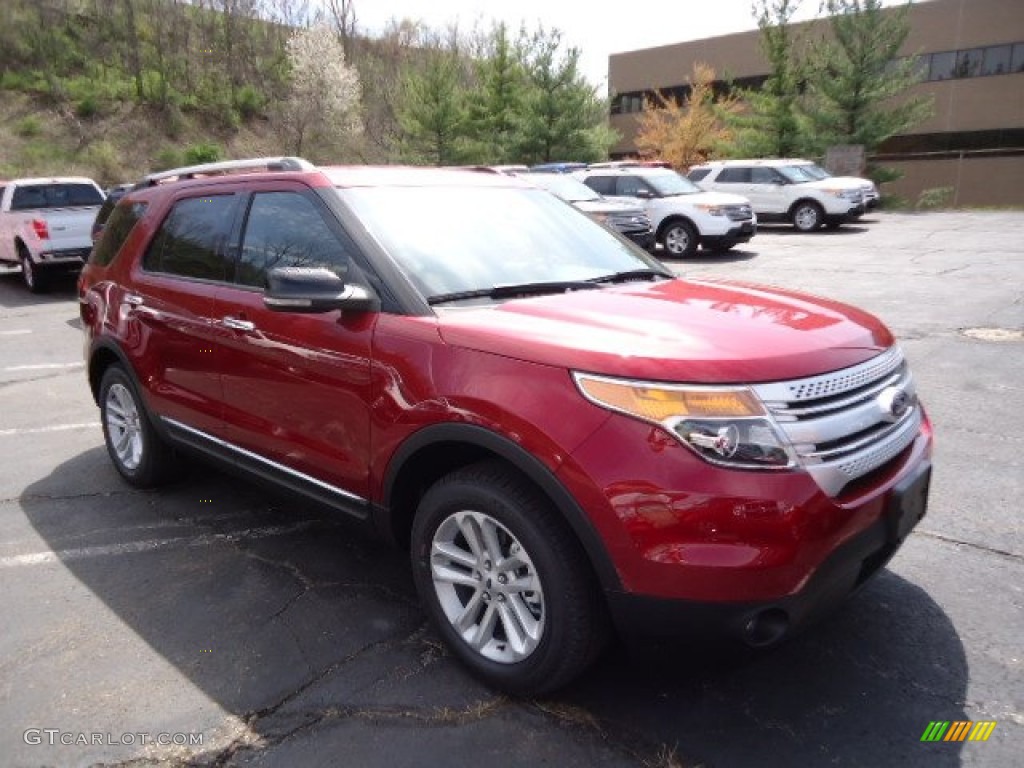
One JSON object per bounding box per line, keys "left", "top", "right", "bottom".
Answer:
{"left": 278, "top": 24, "right": 363, "bottom": 158}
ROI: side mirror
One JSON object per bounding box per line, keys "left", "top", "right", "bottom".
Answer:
{"left": 264, "top": 266, "right": 379, "bottom": 314}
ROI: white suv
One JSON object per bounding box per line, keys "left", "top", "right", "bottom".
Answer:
{"left": 688, "top": 159, "right": 865, "bottom": 232}
{"left": 574, "top": 167, "right": 756, "bottom": 257}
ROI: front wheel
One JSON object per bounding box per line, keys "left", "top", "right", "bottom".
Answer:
{"left": 660, "top": 220, "right": 699, "bottom": 258}
{"left": 791, "top": 201, "right": 824, "bottom": 232}
{"left": 411, "top": 461, "right": 607, "bottom": 695}
{"left": 99, "top": 365, "right": 179, "bottom": 488}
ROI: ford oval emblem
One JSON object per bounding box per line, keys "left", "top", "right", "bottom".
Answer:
{"left": 877, "top": 387, "right": 912, "bottom": 422}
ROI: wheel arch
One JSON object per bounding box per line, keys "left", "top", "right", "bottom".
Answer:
{"left": 377, "top": 422, "right": 622, "bottom": 592}
{"left": 87, "top": 340, "right": 135, "bottom": 406}
{"left": 787, "top": 197, "right": 824, "bottom": 217}
{"left": 656, "top": 214, "right": 697, "bottom": 241}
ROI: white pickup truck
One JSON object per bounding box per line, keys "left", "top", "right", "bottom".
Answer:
{"left": 0, "top": 177, "right": 105, "bottom": 292}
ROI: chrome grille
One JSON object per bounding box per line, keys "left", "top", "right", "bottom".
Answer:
{"left": 753, "top": 347, "right": 921, "bottom": 497}
{"left": 724, "top": 204, "right": 753, "bottom": 222}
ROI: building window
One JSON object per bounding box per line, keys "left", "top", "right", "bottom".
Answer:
{"left": 982, "top": 45, "right": 1012, "bottom": 75}
{"left": 929, "top": 51, "right": 956, "bottom": 80}
{"left": 1013, "top": 43, "right": 1024, "bottom": 73}
{"left": 954, "top": 48, "right": 984, "bottom": 78}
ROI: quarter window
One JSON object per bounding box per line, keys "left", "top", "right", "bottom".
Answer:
{"left": 91, "top": 202, "right": 148, "bottom": 267}
{"left": 236, "top": 192, "right": 352, "bottom": 288}
{"left": 143, "top": 195, "right": 236, "bottom": 280}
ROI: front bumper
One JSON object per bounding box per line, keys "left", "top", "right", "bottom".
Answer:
{"left": 623, "top": 229, "right": 656, "bottom": 250}
{"left": 559, "top": 406, "right": 932, "bottom": 642}
{"left": 701, "top": 220, "right": 756, "bottom": 249}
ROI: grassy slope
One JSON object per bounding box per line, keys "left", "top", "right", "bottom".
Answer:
{"left": 0, "top": 91, "right": 283, "bottom": 186}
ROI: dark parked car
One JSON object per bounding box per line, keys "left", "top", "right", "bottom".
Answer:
{"left": 91, "top": 183, "right": 134, "bottom": 244}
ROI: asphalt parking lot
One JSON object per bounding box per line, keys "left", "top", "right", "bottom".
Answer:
{"left": 1, "top": 210, "right": 1021, "bottom": 768}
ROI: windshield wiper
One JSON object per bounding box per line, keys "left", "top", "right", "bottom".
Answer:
{"left": 589, "top": 268, "right": 671, "bottom": 284}
{"left": 428, "top": 280, "right": 601, "bottom": 306}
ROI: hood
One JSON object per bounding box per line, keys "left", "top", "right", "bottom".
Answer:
{"left": 437, "top": 278, "right": 893, "bottom": 383}
{"left": 679, "top": 190, "right": 752, "bottom": 206}
{"left": 804, "top": 178, "right": 864, "bottom": 193}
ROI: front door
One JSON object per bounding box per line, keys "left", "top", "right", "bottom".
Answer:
{"left": 212, "top": 187, "right": 377, "bottom": 508}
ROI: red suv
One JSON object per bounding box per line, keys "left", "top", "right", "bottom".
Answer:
{"left": 79, "top": 157, "right": 933, "bottom": 695}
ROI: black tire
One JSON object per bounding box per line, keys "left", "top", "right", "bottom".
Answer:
{"left": 411, "top": 460, "right": 608, "bottom": 696}
{"left": 20, "top": 248, "right": 47, "bottom": 294}
{"left": 659, "top": 219, "right": 699, "bottom": 258}
{"left": 791, "top": 201, "right": 824, "bottom": 232}
{"left": 98, "top": 365, "right": 179, "bottom": 488}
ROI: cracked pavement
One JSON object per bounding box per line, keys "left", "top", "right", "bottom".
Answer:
{"left": 0, "top": 212, "right": 1021, "bottom": 767}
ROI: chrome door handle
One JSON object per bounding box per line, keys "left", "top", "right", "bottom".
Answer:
{"left": 221, "top": 316, "right": 256, "bottom": 332}
{"left": 124, "top": 294, "right": 144, "bottom": 307}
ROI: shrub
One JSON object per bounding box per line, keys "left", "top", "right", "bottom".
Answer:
{"left": 184, "top": 142, "right": 222, "bottom": 165}
{"left": 76, "top": 96, "right": 100, "bottom": 119}
{"left": 15, "top": 116, "right": 42, "bottom": 138}
{"left": 152, "top": 147, "right": 184, "bottom": 172}
{"left": 233, "top": 85, "right": 266, "bottom": 120}
{"left": 917, "top": 187, "right": 954, "bottom": 210}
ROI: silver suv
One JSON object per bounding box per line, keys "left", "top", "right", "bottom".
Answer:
{"left": 688, "top": 159, "right": 865, "bottom": 232}
{"left": 575, "top": 167, "right": 756, "bottom": 257}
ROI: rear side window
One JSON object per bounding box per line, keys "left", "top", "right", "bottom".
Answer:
{"left": 688, "top": 168, "right": 711, "bottom": 181}
{"left": 143, "top": 195, "right": 236, "bottom": 281}
{"left": 716, "top": 167, "right": 750, "bottom": 183}
{"left": 91, "top": 202, "right": 148, "bottom": 267}
{"left": 582, "top": 175, "right": 615, "bottom": 196}
{"left": 11, "top": 183, "right": 104, "bottom": 210}
{"left": 236, "top": 192, "right": 354, "bottom": 288}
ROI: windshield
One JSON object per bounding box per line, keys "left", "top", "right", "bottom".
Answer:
{"left": 645, "top": 171, "right": 703, "bottom": 196}
{"left": 777, "top": 165, "right": 820, "bottom": 183}
{"left": 524, "top": 173, "right": 602, "bottom": 203}
{"left": 340, "top": 185, "right": 666, "bottom": 304}
{"left": 798, "top": 164, "right": 830, "bottom": 180}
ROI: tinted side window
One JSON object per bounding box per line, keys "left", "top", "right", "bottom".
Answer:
{"left": 716, "top": 167, "right": 750, "bottom": 183}
{"left": 751, "top": 168, "right": 782, "bottom": 184}
{"left": 143, "top": 195, "right": 236, "bottom": 281}
{"left": 583, "top": 176, "right": 615, "bottom": 196}
{"left": 687, "top": 169, "right": 711, "bottom": 182}
{"left": 236, "top": 192, "right": 352, "bottom": 288}
{"left": 91, "top": 202, "right": 148, "bottom": 267}
{"left": 615, "top": 176, "right": 650, "bottom": 197}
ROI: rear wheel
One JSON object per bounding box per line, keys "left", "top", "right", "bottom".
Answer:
{"left": 19, "top": 248, "right": 46, "bottom": 293}
{"left": 99, "top": 365, "right": 179, "bottom": 487}
{"left": 791, "top": 201, "right": 824, "bottom": 232}
{"left": 411, "top": 461, "right": 607, "bottom": 695}
{"left": 660, "top": 220, "right": 699, "bottom": 258}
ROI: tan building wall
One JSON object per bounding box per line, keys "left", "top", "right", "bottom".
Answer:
{"left": 608, "top": 0, "right": 1024, "bottom": 207}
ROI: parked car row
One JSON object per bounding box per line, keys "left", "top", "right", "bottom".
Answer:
{"left": 77, "top": 155, "right": 931, "bottom": 695}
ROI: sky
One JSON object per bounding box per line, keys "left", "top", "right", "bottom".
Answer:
{"left": 351, "top": 0, "right": 866, "bottom": 88}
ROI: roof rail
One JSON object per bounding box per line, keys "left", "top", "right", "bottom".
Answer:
{"left": 141, "top": 156, "right": 315, "bottom": 186}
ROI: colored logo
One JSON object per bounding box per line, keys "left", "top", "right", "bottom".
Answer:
{"left": 921, "top": 721, "right": 997, "bottom": 742}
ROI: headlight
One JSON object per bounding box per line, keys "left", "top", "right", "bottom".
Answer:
{"left": 694, "top": 204, "right": 725, "bottom": 216}
{"left": 573, "top": 373, "right": 797, "bottom": 469}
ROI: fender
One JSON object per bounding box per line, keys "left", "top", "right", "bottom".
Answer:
{"left": 379, "top": 422, "right": 623, "bottom": 592}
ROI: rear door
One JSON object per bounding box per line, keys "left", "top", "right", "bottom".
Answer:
{"left": 212, "top": 184, "right": 377, "bottom": 509}
{"left": 124, "top": 191, "right": 239, "bottom": 439}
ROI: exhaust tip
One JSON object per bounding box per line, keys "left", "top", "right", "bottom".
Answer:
{"left": 742, "top": 608, "right": 790, "bottom": 648}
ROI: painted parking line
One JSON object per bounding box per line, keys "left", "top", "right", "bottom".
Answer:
{"left": 0, "top": 422, "right": 100, "bottom": 437}
{"left": 0, "top": 521, "right": 320, "bottom": 569}
{"left": 0, "top": 329, "right": 32, "bottom": 336}
{"left": 3, "top": 362, "right": 84, "bottom": 371}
